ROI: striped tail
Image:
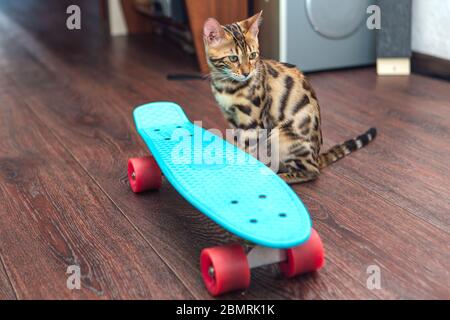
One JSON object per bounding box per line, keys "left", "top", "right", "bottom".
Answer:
{"left": 318, "top": 128, "right": 377, "bottom": 169}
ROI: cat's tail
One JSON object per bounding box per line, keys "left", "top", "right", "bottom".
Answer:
{"left": 318, "top": 128, "right": 377, "bottom": 169}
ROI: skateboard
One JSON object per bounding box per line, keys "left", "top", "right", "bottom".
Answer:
{"left": 128, "top": 102, "right": 324, "bottom": 296}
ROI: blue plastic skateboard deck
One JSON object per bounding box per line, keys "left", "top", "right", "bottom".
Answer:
{"left": 134, "top": 102, "right": 312, "bottom": 249}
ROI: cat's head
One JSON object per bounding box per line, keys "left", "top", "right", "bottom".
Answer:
{"left": 203, "top": 12, "right": 262, "bottom": 82}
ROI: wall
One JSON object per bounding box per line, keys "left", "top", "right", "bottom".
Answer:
{"left": 412, "top": 0, "right": 450, "bottom": 60}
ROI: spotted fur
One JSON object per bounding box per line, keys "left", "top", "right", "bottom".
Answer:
{"left": 203, "top": 13, "right": 377, "bottom": 183}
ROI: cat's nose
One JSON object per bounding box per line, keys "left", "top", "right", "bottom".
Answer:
{"left": 243, "top": 72, "right": 250, "bottom": 77}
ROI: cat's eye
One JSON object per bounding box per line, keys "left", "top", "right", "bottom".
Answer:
{"left": 229, "top": 55, "right": 239, "bottom": 63}
{"left": 249, "top": 52, "right": 258, "bottom": 60}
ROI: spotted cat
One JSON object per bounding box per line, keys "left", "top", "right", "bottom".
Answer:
{"left": 203, "top": 12, "right": 377, "bottom": 183}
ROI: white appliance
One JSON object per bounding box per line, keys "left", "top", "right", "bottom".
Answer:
{"left": 254, "top": 0, "right": 376, "bottom": 72}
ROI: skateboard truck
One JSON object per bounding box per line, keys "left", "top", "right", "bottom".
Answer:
{"left": 246, "top": 246, "right": 288, "bottom": 269}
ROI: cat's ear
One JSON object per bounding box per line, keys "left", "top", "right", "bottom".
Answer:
{"left": 246, "top": 11, "right": 263, "bottom": 37}
{"left": 203, "top": 18, "right": 225, "bottom": 46}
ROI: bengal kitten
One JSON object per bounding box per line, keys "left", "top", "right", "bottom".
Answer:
{"left": 203, "top": 12, "right": 377, "bottom": 184}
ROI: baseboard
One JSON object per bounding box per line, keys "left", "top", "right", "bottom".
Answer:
{"left": 412, "top": 52, "right": 450, "bottom": 81}
{"left": 377, "top": 58, "right": 411, "bottom": 76}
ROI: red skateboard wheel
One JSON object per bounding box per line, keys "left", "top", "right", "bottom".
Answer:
{"left": 279, "top": 228, "right": 325, "bottom": 277}
{"left": 200, "top": 244, "right": 250, "bottom": 296}
{"left": 127, "top": 156, "right": 162, "bottom": 193}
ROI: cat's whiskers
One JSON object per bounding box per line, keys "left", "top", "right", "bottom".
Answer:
{"left": 207, "top": 70, "right": 235, "bottom": 84}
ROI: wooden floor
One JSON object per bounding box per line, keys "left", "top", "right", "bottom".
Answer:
{"left": 0, "top": 0, "right": 449, "bottom": 300}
